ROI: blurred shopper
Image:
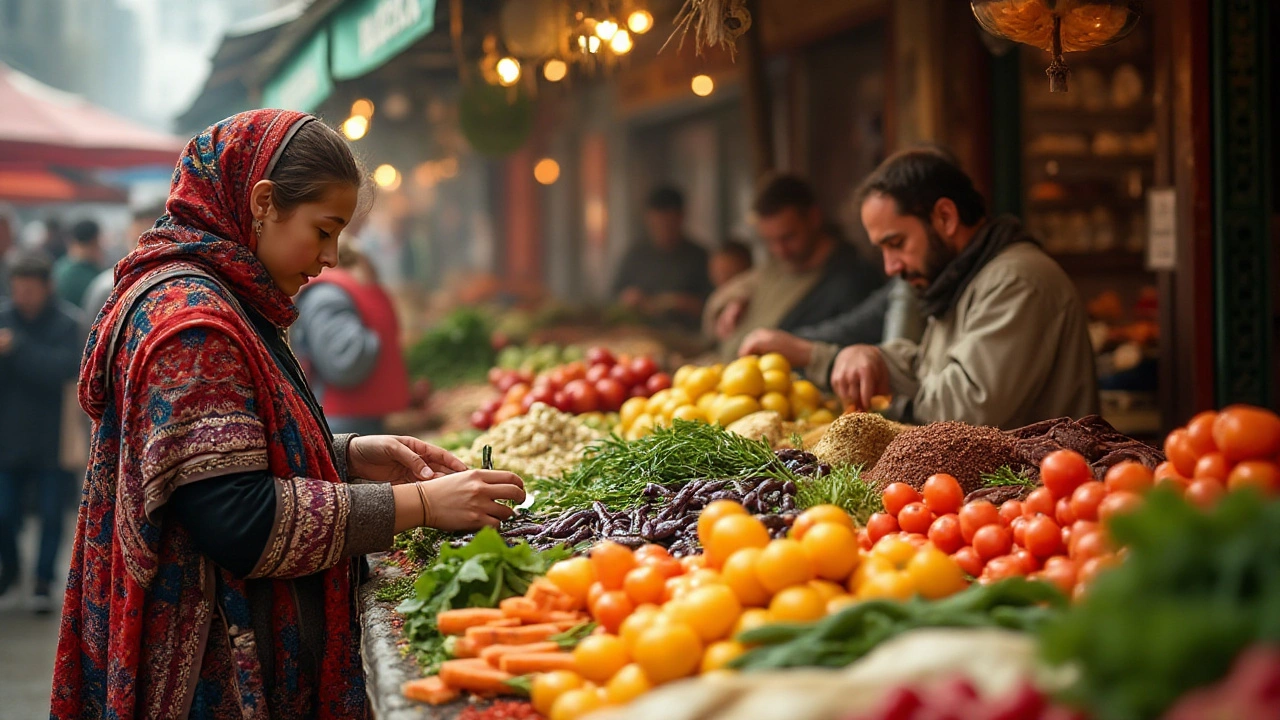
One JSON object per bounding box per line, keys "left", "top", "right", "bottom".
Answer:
{"left": 709, "top": 240, "right": 754, "bottom": 289}
{"left": 52, "top": 110, "right": 521, "bottom": 719}
{"left": 826, "top": 149, "right": 1098, "bottom": 428}
{"left": 0, "top": 250, "right": 85, "bottom": 613}
{"left": 613, "top": 186, "right": 713, "bottom": 329}
{"left": 82, "top": 204, "right": 164, "bottom": 322}
{"left": 294, "top": 241, "right": 410, "bottom": 435}
{"left": 705, "top": 174, "right": 886, "bottom": 359}
{"left": 52, "top": 219, "right": 103, "bottom": 309}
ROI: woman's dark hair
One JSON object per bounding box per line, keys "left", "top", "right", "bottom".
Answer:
{"left": 856, "top": 148, "right": 986, "bottom": 226}
{"left": 269, "top": 119, "right": 371, "bottom": 215}
{"left": 752, "top": 173, "right": 818, "bottom": 218}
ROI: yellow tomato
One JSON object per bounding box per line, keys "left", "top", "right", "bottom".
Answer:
{"left": 672, "top": 365, "right": 696, "bottom": 390}
{"left": 790, "top": 505, "right": 856, "bottom": 540}
{"left": 683, "top": 367, "right": 721, "bottom": 399}
{"left": 826, "top": 594, "right": 859, "bottom": 615}
{"left": 905, "top": 546, "right": 969, "bottom": 600}
{"left": 632, "top": 622, "right": 703, "bottom": 684}
{"left": 666, "top": 584, "right": 741, "bottom": 642}
{"left": 759, "top": 353, "right": 792, "bottom": 374}
{"left": 719, "top": 358, "right": 765, "bottom": 397}
{"left": 672, "top": 405, "right": 709, "bottom": 423}
{"left": 714, "top": 395, "right": 761, "bottom": 426}
{"left": 791, "top": 379, "right": 822, "bottom": 406}
{"left": 870, "top": 536, "right": 917, "bottom": 568}
{"left": 732, "top": 607, "right": 773, "bottom": 639}
{"left": 759, "top": 392, "right": 791, "bottom": 418}
{"left": 700, "top": 640, "right": 746, "bottom": 673}
{"left": 697, "top": 500, "right": 748, "bottom": 546}
{"left": 800, "top": 522, "right": 861, "bottom": 582}
{"left": 808, "top": 409, "right": 836, "bottom": 425}
{"left": 620, "top": 397, "right": 648, "bottom": 427}
{"left": 762, "top": 369, "right": 792, "bottom": 394}
{"left": 644, "top": 389, "right": 672, "bottom": 415}
{"left": 546, "top": 557, "right": 596, "bottom": 606}
{"left": 720, "top": 547, "right": 770, "bottom": 607}
{"left": 684, "top": 568, "right": 723, "bottom": 590}
{"left": 850, "top": 555, "right": 895, "bottom": 592}
{"left": 807, "top": 579, "right": 845, "bottom": 604}
{"left": 574, "top": 634, "right": 630, "bottom": 684}
{"left": 754, "top": 539, "right": 814, "bottom": 593}
{"left": 705, "top": 514, "right": 771, "bottom": 569}
{"left": 550, "top": 687, "right": 605, "bottom": 720}
{"left": 619, "top": 606, "right": 663, "bottom": 652}
{"left": 856, "top": 570, "right": 915, "bottom": 601}
{"left": 697, "top": 391, "right": 722, "bottom": 415}
{"left": 604, "top": 663, "right": 653, "bottom": 704}
{"left": 768, "top": 585, "right": 826, "bottom": 622}
{"left": 532, "top": 670, "right": 585, "bottom": 717}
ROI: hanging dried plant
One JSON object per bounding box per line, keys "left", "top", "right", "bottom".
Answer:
{"left": 663, "top": 0, "right": 752, "bottom": 58}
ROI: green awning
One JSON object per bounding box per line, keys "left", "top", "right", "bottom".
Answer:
{"left": 262, "top": 28, "right": 332, "bottom": 112}
{"left": 330, "top": 0, "right": 437, "bottom": 80}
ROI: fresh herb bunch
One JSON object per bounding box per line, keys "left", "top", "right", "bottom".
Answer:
{"left": 795, "top": 463, "right": 884, "bottom": 525}
{"left": 404, "top": 308, "right": 495, "bottom": 388}
{"left": 397, "top": 529, "right": 570, "bottom": 673}
{"left": 373, "top": 575, "right": 416, "bottom": 603}
{"left": 1039, "top": 489, "right": 1280, "bottom": 720}
{"left": 981, "top": 465, "right": 1037, "bottom": 489}
{"left": 392, "top": 526, "right": 446, "bottom": 566}
{"left": 539, "top": 420, "right": 791, "bottom": 512}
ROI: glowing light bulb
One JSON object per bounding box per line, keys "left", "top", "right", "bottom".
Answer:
{"left": 610, "top": 29, "right": 633, "bottom": 54}
{"left": 342, "top": 115, "right": 369, "bottom": 140}
{"left": 691, "top": 74, "right": 714, "bottom": 97}
{"left": 627, "top": 10, "right": 653, "bottom": 34}
{"left": 595, "top": 19, "right": 619, "bottom": 41}
{"left": 587, "top": 35, "right": 601, "bottom": 53}
{"left": 350, "top": 98, "right": 374, "bottom": 119}
{"left": 496, "top": 57, "right": 521, "bottom": 86}
{"left": 543, "top": 58, "right": 568, "bottom": 82}
{"left": 533, "top": 158, "right": 560, "bottom": 185}
{"left": 373, "top": 164, "right": 401, "bottom": 190}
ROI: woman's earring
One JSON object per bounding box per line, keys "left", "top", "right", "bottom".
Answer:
{"left": 253, "top": 219, "right": 263, "bottom": 237}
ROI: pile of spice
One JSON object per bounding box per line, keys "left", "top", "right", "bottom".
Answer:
{"left": 1007, "top": 414, "right": 1164, "bottom": 481}
{"left": 456, "top": 700, "right": 542, "bottom": 720}
{"left": 865, "top": 421, "right": 1023, "bottom": 494}
{"left": 457, "top": 403, "right": 603, "bottom": 479}
{"left": 811, "top": 411, "right": 905, "bottom": 471}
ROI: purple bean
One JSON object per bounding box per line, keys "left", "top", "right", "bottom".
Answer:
{"left": 782, "top": 480, "right": 797, "bottom": 495}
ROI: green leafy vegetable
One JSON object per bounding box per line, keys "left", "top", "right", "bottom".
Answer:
{"left": 404, "top": 308, "right": 495, "bottom": 388}
{"left": 981, "top": 465, "right": 1037, "bottom": 489}
{"left": 1039, "top": 489, "right": 1280, "bottom": 720}
{"left": 795, "top": 464, "right": 884, "bottom": 524}
{"left": 396, "top": 528, "right": 571, "bottom": 672}
{"left": 373, "top": 575, "right": 416, "bottom": 603}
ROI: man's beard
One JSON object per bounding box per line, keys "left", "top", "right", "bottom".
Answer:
{"left": 902, "top": 225, "right": 956, "bottom": 292}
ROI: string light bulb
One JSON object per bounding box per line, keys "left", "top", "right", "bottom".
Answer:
{"left": 610, "top": 29, "right": 633, "bottom": 54}
{"left": 533, "top": 158, "right": 560, "bottom": 185}
{"left": 373, "top": 164, "right": 401, "bottom": 190}
{"left": 543, "top": 58, "right": 568, "bottom": 82}
{"left": 342, "top": 115, "right": 369, "bottom": 140}
{"left": 496, "top": 57, "right": 521, "bottom": 86}
{"left": 577, "top": 34, "right": 602, "bottom": 53}
{"left": 627, "top": 10, "right": 653, "bottom": 34}
{"left": 595, "top": 18, "right": 619, "bottom": 41}
{"left": 691, "top": 74, "right": 714, "bottom": 96}
{"left": 350, "top": 98, "right": 374, "bottom": 119}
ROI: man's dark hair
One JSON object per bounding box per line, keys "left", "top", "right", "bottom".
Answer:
{"left": 752, "top": 173, "right": 818, "bottom": 217}
{"left": 70, "top": 219, "right": 101, "bottom": 245}
{"left": 856, "top": 148, "right": 986, "bottom": 225}
{"left": 716, "top": 240, "right": 753, "bottom": 265}
{"left": 646, "top": 186, "right": 685, "bottom": 212}
{"left": 8, "top": 249, "right": 54, "bottom": 281}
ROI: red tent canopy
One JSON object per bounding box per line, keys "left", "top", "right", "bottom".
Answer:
{"left": 0, "top": 163, "right": 129, "bottom": 204}
{"left": 0, "top": 62, "right": 186, "bottom": 168}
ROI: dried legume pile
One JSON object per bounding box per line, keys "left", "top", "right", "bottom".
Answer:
{"left": 457, "top": 403, "right": 602, "bottom": 479}
{"left": 865, "top": 421, "right": 1023, "bottom": 494}
{"left": 812, "top": 411, "right": 905, "bottom": 471}
{"left": 1007, "top": 414, "right": 1165, "bottom": 481}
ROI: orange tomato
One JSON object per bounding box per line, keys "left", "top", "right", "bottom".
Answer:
{"left": 768, "top": 585, "right": 826, "bottom": 622}
{"left": 704, "top": 514, "right": 770, "bottom": 569}
{"left": 981, "top": 555, "right": 1027, "bottom": 582}
{"left": 897, "top": 502, "right": 935, "bottom": 535}
{"left": 1184, "top": 477, "right": 1225, "bottom": 508}
{"left": 1104, "top": 462, "right": 1154, "bottom": 494}
{"left": 588, "top": 581, "right": 608, "bottom": 611}
{"left": 958, "top": 501, "right": 1000, "bottom": 544}
{"left": 1040, "top": 450, "right": 1092, "bottom": 500}
{"left": 633, "top": 544, "right": 672, "bottom": 565}
{"left": 998, "top": 500, "right": 1024, "bottom": 525}
{"left": 1068, "top": 481, "right": 1107, "bottom": 522}
{"left": 720, "top": 548, "right": 770, "bottom": 606}
{"left": 697, "top": 500, "right": 748, "bottom": 547}
{"left": 1154, "top": 473, "right": 1190, "bottom": 497}
{"left": 623, "top": 565, "right": 667, "bottom": 606}
{"left": 1039, "top": 556, "right": 1078, "bottom": 595}
{"left": 800, "top": 523, "right": 861, "bottom": 582}
{"left": 882, "top": 483, "right": 923, "bottom": 517}
{"left": 1163, "top": 429, "right": 1200, "bottom": 478}
{"left": 1185, "top": 410, "right": 1219, "bottom": 456}
{"left": 972, "top": 524, "right": 1013, "bottom": 561}
{"left": 1098, "top": 491, "right": 1143, "bottom": 524}
{"left": 1023, "top": 487, "right": 1056, "bottom": 518}
{"left": 1212, "top": 406, "right": 1280, "bottom": 463}
{"left": 952, "top": 546, "right": 985, "bottom": 578}
{"left": 1023, "top": 514, "right": 1064, "bottom": 558}
{"left": 632, "top": 623, "right": 702, "bottom": 684}
{"left": 789, "top": 505, "right": 855, "bottom": 541}
{"left": 921, "top": 474, "right": 964, "bottom": 515}
{"left": 927, "top": 513, "right": 964, "bottom": 554}
{"left": 591, "top": 591, "right": 634, "bottom": 634}
{"left": 590, "top": 541, "right": 636, "bottom": 590}
{"left": 1070, "top": 529, "right": 1110, "bottom": 562}
{"left": 546, "top": 557, "right": 597, "bottom": 605}
{"left": 1055, "top": 497, "right": 1077, "bottom": 527}
{"left": 1078, "top": 554, "right": 1121, "bottom": 586}
{"left": 1193, "top": 452, "right": 1230, "bottom": 482}
{"left": 1226, "top": 460, "right": 1280, "bottom": 494}
{"left": 1010, "top": 515, "right": 1030, "bottom": 548}
{"left": 754, "top": 539, "right": 814, "bottom": 593}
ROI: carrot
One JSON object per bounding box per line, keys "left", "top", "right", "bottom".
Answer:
{"left": 402, "top": 676, "right": 460, "bottom": 706}
{"left": 489, "top": 617, "right": 522, "bottom": 628}
{"left": 438, "top": 659, "right": 517, "bottom": 695}
{"left": 466, "top": 622, "right": 563, "bottom": 647}
{"left": 480, "top": 641, "right": 560, "bottom": 667}
{"left": 499, "top": 596, "right": 546, "bottom": 623}
{"left": 451, "top": 635, "right": 480, "bottom": 659}
{"left": 437, "top": 608, "right": 506, "bottom": 636}
{"left": 527, "top": 580, "right": 575, "bottom": 611}
{"left": 552, "top": 619, "right": 583, "bottom": 631}
{"left": 499, "top": 652, "right": 579, "bottom": 675}
{"left": 547, "top": 611, "right": 587, "bottom": 623}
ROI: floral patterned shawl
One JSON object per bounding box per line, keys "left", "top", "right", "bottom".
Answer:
{"left": 52, "top": 110, "right": 369, "bottom": 719}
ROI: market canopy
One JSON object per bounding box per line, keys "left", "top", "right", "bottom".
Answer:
{"left": 0, "top": 62, "right": 186, "bottom": 169}
{"left": 262, "top": 0, "right": 438, "bottom": 112}
{"left": 0, "top": 163, "right": 129, "bottom": 204}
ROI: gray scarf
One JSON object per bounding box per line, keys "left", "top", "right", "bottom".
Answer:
{"left": 920, "top": 215, "right": 1038, "bottom": 318}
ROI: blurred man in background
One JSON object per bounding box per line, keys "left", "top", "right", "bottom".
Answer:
{"left": 613, "top": 186, "right": 713, "bottom": 330}
{"left": 82, "top": 204, "right": 164, "bottom": 322}
{"left": 52, "top": 219, "right": 102, "bottom": 310}
{"left": 0, "top": 250, "right": 85, "bottom": 613}
{"left": 709, "top": 240, "right": 754, "bottom": 289}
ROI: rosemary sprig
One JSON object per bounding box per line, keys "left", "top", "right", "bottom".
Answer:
{"left": 795, "top": 464, "right": 884, "bottom": 525}
{"left": 982, "top": 465, "right": 1037, "bottom": 489}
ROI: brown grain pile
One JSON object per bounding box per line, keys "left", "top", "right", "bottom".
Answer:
{"left": 812, "top": 412, "right": 906, "bottom": 472}
{"left": 865, "top": 421, "right": 1022, "bottom": 494}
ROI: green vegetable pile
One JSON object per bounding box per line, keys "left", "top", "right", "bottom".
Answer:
{"left": 1039, "top": 489, "right": 1280, "bottom": 720}
{"left": 404, "top": 308, "right": 495, "bottom": 388}
{"left": 396, "top": 528, "right": 570, "bottom": 672}
{"left": 731, "top": 578, "right": 1066, "bottom": 670}
{"left": 795, "top": 463, "right": 884, "bottom": 525}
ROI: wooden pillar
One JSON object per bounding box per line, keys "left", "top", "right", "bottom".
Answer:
{"left": 741, "top": 0, "right": 776, "bottom": 178}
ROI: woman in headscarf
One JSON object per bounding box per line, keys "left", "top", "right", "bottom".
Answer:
{"left": 51, "top": 110, "right": 525, "bottom": 719}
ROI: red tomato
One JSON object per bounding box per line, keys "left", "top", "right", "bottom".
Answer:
{"left": 1192, "top": 452, "right": 1229, "bottom": 481}
{"left": 594, "top": 379, "right": 627, "bottom": 412}
{"left": 921, "top": 474, "right": 964, "bottom": 515}
{"left": 586, "top": 347, "right": 616, "bottom": 367}
{"left": 1226, "top": 460, "right": 1280, "bottom": 494}
{"left": 998, "top": 500, "right": 1024, "bottom": 525}
{"left": 592, "top": 591, "right": 634, "bottom": 634}
{"left": 857, "top": 528, "right": 873, "bottom": 550}
{"left": 1010, "top": 515, "right": 1030, "bottom": 547}
{"left": 958, "top": 501, "right": 1000, "bottom": 544}
{"left": 1212, "top": 406, "right": 1280, "bottom": 463}
{"left": 982, "top": 555, "right": 1027, "bottom": 581}
{"left": 897, "top": 502, "right": 934, "bottom": 535}
{"left": 1153, "top": 461, "right": 1188, "bottom": 483}
{"left": 469, "top": 409, "right": 494, "bottom": 430}
{"left": 972, "top": 524, "right": 1013, "bottom": 561}
{"left": 1077, "top": 555, "right": 1120, "bottom": 587}
{"left": 1071, "top": 530, "right": 1110, "bottom": 562}
{"left": 1104, "top": 462, "right": 1155, "bottom": 494}
{"left": 1039, "top": 557, "right": 1078, "bottom": 595}
{"left": 882, "top": 483, "right": 923, "bottom": 517}
{"left": 927, "top": 514, "right": 965, "bottom": 554}
{"left": 1011, "top": 549, "right": 1041, "bottom": 574}
{"left": 1023, "top": 515, "right": 1064, "bottom": 558}
{"left": 629, "top": 356, "right": 659, "bottom": 382}
{"left": 1024, "top": 487, "right": 1056, "bottom": 517}
{"left": 1040, "top": 450, "right": 1092, "bottom": 500}
{"left": 1163, "top": 429, "right": 1200, "bottom": 478}
{"left": 1068, "top": 481, "right": 1107, "bottom": 522}
{"left": 1185, "top": 410, "right": 1220, "bottom": 456}
{"left": 645, "top": 372, "right": 672, "bottom": 394}
{"left": 1055, "top": 497, "right": 1077, "bottom": 527}
{"left": 585, "top": 363, "right": 612, "bottom": 385}
{"left": 952, "top": 546, "right": 985, "bottom": 578}
{"left": 866, "top": 513, "right": 900, "bottom": 543}
{"left": 1184, "top": 478, "right": 1225, "bottom": 508}
{"left": 608, "top": 364, "right": 637, "bottom": 388}
{"left": 1098, "top": 491, "right": 1143, "bottom": 524}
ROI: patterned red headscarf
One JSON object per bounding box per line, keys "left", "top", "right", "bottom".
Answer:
{"left": 81, "top": 109, "right": 312, "bottom": 420}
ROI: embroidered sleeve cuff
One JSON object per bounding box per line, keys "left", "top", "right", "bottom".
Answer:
{"left": 332, "top": 433, "right": 358, "bottom": 483}
{"left": 248, "top": 477, "right": 350, "bottom": 579}
{"left": 343, "top": 484, "right": 396, "bottom": 556}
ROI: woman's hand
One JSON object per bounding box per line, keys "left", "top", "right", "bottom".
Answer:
{"left": 348, "top": 435, "right": 467, "bottom": 484}
{"left": 392, "top": 470, "right": 526, "bottom": 533}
